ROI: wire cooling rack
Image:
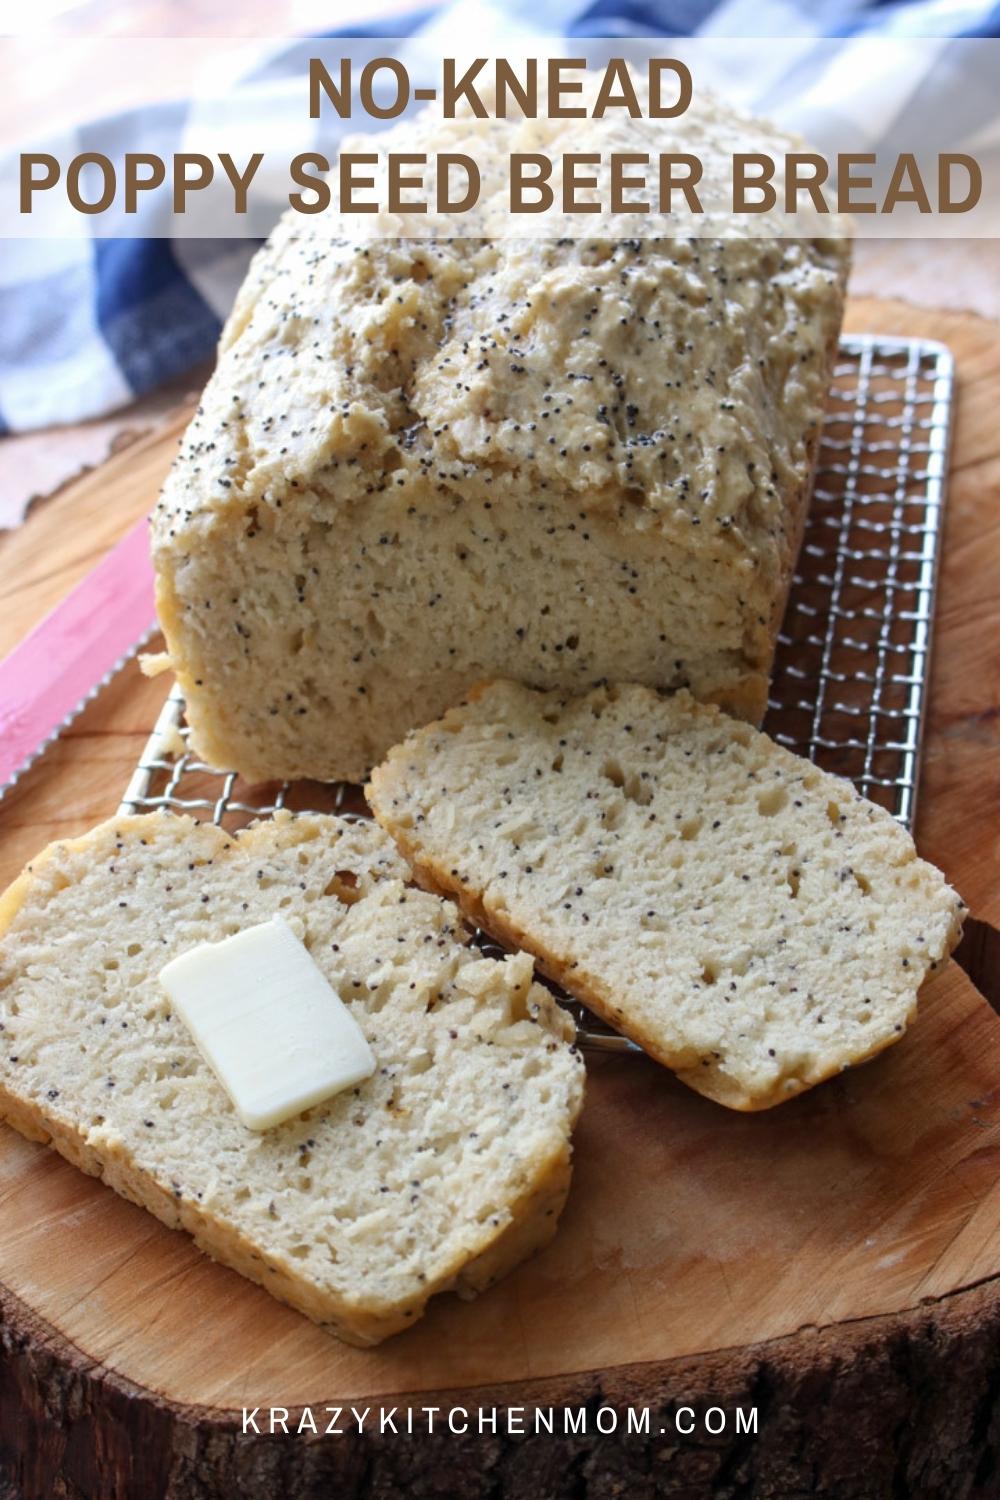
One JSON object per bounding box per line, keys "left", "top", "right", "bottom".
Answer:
{"left": 119, "top": 332, "right": 954, "bottom": 1053}
{"left": 766, "top": 333, "right": 953, "bottom": 826}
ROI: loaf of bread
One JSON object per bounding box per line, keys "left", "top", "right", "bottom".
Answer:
{"left": 0, "top": 810, "right": 584, "bottom": 1345}
{"left": 152, "top": 91, "right": 850, "bottom": 783}
{"left": 368, "top": 681, "right": 964, "bottom": 1111}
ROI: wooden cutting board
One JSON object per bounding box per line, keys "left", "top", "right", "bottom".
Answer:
{"left": 2, "top": 297, "right": 1000, "bottom": 1500}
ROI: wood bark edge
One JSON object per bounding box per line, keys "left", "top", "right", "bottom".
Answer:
{"left": 3, "top": 1271, "right": 1000, "bottom": 1498}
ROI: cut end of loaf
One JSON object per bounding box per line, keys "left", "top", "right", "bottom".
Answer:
{"left": 151, "top": 186, "right": 847, "bottom": 785}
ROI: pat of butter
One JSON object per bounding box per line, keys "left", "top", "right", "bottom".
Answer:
{"left": 159, "top": 916, "right": 375, "bottom": 1131}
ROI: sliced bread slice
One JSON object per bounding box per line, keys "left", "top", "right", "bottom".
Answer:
{"left": 0, "top": 810, "right": 584, "bottom": 1345}
{"left": 368, "top": 681, "right": 965, "bottom": 1111}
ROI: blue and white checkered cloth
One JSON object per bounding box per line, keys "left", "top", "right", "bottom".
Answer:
{"left": 1, "top": 0, "right": 997, "bottom": 434}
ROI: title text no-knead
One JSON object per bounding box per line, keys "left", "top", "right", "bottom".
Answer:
{"left": 17, "top": 54, "right": 983, "bottom": 223}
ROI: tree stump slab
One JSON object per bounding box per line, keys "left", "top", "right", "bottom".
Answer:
{"left": 1, "top": 298, "right": 1000, "bottom": 1498}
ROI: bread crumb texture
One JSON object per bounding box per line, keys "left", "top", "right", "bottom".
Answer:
{"left": 369, "top": 681, "right": 965, "bottom": 1111}
{"left": 0, "top": 811, "right": 584, "bottom": 1345}
{"left": 153, "top": 95, "right": 848, "bottom": 781}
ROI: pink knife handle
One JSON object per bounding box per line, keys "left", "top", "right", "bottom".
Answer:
{"left": 0, "top": 516, "right": 156, "bottom": 793}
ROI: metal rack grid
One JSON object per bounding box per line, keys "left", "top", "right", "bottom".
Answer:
{"left": 766, "top": 333, "right": 953, "bottom": 825}
{"left": 119, "top": 332, "right": 955, "bottom": 1052}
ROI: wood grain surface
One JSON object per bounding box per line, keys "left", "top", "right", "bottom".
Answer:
{"left": 1, "top": 295, "right": 1000, "bottom": 1496}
